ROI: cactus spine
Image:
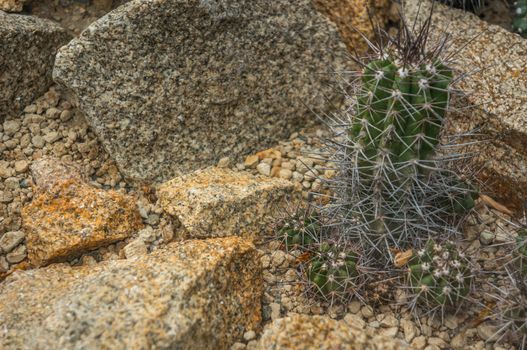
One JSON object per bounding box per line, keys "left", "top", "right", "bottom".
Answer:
{"left": 513, "top": 0, "right": 527, "bottom": 38}
{"left": 406, "top": 239, "right": 472, "bottom": 308}
{"left": 308, "top": 242, "right": 359, "bottom": 299}
{"left": 279, "top": 207, "right": 320, "bottom": 249}
{"left": 336, "top": 45, "right": 477, "bottom": 265}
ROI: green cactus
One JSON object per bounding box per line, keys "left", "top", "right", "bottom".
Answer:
{"left": 344, "top": 54, "right": 477, "bottom": 264}
{"left": 407, "top": 239, "right": 472, "bottom": 307}
{"left": 279, "top": 207, "right": 320, "bottom": 249}
{"left": 436, "top": 0, "right": 483, "bottom": 11}
{"left": 308, "top": 242, "right": 359, "bottom": 297}
{"left": 514, "top": 229, "right": 527, "bottom": 277}
{"left": 488, "top": 269, "right": 527, "bottom": 347}
{"left": 513, "top": 0, "right": 527, "bottom": 38}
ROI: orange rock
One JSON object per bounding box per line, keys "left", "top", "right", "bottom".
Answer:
{"left": 22, "top": 179, "right": 143, "bottom": 267}
{"left": 270, "top": 166, "right": 281, "bottom": 177}
{"left": 256, "top": 148, "right": 281, "bottom": 160}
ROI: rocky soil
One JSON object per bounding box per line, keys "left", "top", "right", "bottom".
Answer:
{"left": 1, "top": 0, "right": 526, "bottom": 349}
{"left": 0, "top": 85, "right": 523, "bottom": 349}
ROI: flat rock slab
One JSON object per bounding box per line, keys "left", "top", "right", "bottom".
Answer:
{"left": 22, "top": 159, "right": 143, "bottom": 266}
{"left": 53, "top": 0, "right": 349, "bottom": 182}
{"left": 0, "top": 237, "right": 262, "bottom": 350}
{"left": 158, "top": 167, "right": 293, "bottom": 238}
{"left": 404, "top": 0, "right": 527, "bottom": 214}
{"left": 257, "top": 314, "right": 408, "bottom": 349}
{"left": 0, "top": 12, "right": 71, "bottom": 122}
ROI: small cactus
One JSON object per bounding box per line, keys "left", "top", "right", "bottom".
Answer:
{"left": 486, "top": 269, "right": 527, "bottom": 347}
{"left": 513, "top": 0, "right": 527, "bottom": 38}
{"left": 308, "top": 242, "right": 360, "bottom": 299}
{"left": 328, "top": 22, "right": 478, "bottom": 265}
{"left": 406, "top": 239, "right": 472, "bottom": 308}
{"left": 513, "top": 229, "right": 527, "bottom": 277}
{"left": 278, "top": 206, "right": 320, "bottom": 249}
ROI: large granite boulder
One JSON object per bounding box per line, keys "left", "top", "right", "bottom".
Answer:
{"left": 0, "top": 12, "right": 71, "bottom": 122}
{"left": 403, "top": 0, "right": 527, "bottom": 214}
{"left": 256, "top": 314, "right": 408, "bottom": 349}
{"left": 0, "top": 237, "right": 262, "bottom": 349}
{"left": 53, "top": 0, "right": 349, "bottom": 182}
{"left": 157, "top": 167, "right": 293, "bottom": 239}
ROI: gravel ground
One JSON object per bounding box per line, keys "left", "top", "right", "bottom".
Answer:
{"left": 1, "top": 86, "right": 523, "bottom": 350}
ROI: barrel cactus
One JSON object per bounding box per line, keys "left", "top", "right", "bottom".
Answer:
{"left": 487, "top": 270, "right": 527, "bottom": 347}
{"left": 308, "top": 242, "right": 360, "bottom": 300}
{"left": 406, "top": 239, "right": 472, "bottom": 308}
{"left": 329, "top": 20, "right": 478, "bottom": 266}
{"left": 513, "top": 0, "right": 527, "bottom": 38}
{"left": 278, "top": 206, "right": 320, "bottom": 250}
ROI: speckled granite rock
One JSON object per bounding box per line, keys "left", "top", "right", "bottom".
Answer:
{"left": 22, "top": 161, "right": 143, "bottom": 266}
{"left": 53, "top": 0, "right": 349, "bottom": 182}
{"left": 0, "top": 0, "right": 25, "bottom": 12}
{"left": 0, "top": 237, "right": 262, "bottom": 350}
{"left": 158, "top": 167, "right": 293, "bottom": 238}
{"left": 30, "top": 157, "right": 85, "bottom": 191}
{"left": 0, "top": 12, "right": 70, "bottom": 122}
{"left": 405, "top": 0, "right": 527, "bottom": 214}
{"left": 257, "top": 314, "right": 408, "bottom": 350}
{"left": 313, "top": 0, "right": 391, "bottom": 53}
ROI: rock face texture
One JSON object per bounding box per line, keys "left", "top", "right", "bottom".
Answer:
{"left": 313, "top": 0, "right": 391, "bottom": 53}
{"left": 0, "top": 12, "right": 71, "bottom": 122}
{"left": 257, "top": 314, "right": 408, "bottom": 349}
{"left": 0, "top": 237, "right": 262, "bottom": 350}
{"left": 53, "top": 0, "right": 349, "bottom": 182}
{"left": 158, "top": 167, "right": 293, "bottom": 238}
{"left": 0, "top": 0, "right": 25, "bottom": 12}
{"left": 22, "top": 159, "right": 143, "bottom": 266}
{"left": 405, "top": 0, "right": 527, "bottom": 214}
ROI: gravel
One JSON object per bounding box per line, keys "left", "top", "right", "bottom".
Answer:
{"left": 1, "top": 86, "right": 522, "bottom": 350}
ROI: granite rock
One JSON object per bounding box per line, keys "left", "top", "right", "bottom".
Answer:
{"left": 0, "top": 0, "right": 25, "bottom": 12}
{"left": 256, "top": 314, "right": 408, "bottom": 350}
{"left": 157, "top": 167, "right": 293, "bottom": 238}
{"left": 404, "top": 0, "right": 527, "bottom": 214}
{"left": 22, "top": 166, "right": 143, "bottom": 266}
{"left": 29, "top": 157, "right": 85, "bottom": 191}
{"left": 0, "top": 12, "right": 70, "bottom": 122}
{"left": 313, "top": 0, "right": 391, "bottom": 54}
{"left": 53, "top": 0, "right": 349, "bottom": 182}
{"left": 0, "top": 237, "right": 262, "bottom": 350}
{"left": 0, "top": 230, "right": 25, "bottom": 253}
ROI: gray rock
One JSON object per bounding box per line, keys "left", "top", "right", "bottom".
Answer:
{"left": 403, "top": 0, "right": 527, "bottom": 215}
{"left": 5, "top": 244, "right": 26, "bottom": 263}
{"left": 0, "top": 237, "right": 262, "bottom": 350}
{"left": 0, "top": 230, "right": 25, "bottom": 253}
{"left": 53, "top": 0, "right": 348, "bottom": 182}
{"left": 0, "top": 12, "right": 71, "bottom": 122}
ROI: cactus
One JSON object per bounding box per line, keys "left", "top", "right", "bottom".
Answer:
{"left": 435, "top": 0, "right": 483, "bottom": 11}
{"left": 308, "top": 242, "right": 360, "bottom": 299}
{"left": 486, "top": 269, "right": 527, "bottom": 347}
{"left": 406, "top": 239, "right": 472, "bottom": 308}
{"left": 513, "top": 229, "right": 527, "bottom": 277}
{"left": 277, "top": 205, "right": 320, "bottom": 249}
{"left": 513, "top": 0, "right": 527, "bottom": 38}
{"left": 331, "top": 32, "right": 478, "bottom": 265}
